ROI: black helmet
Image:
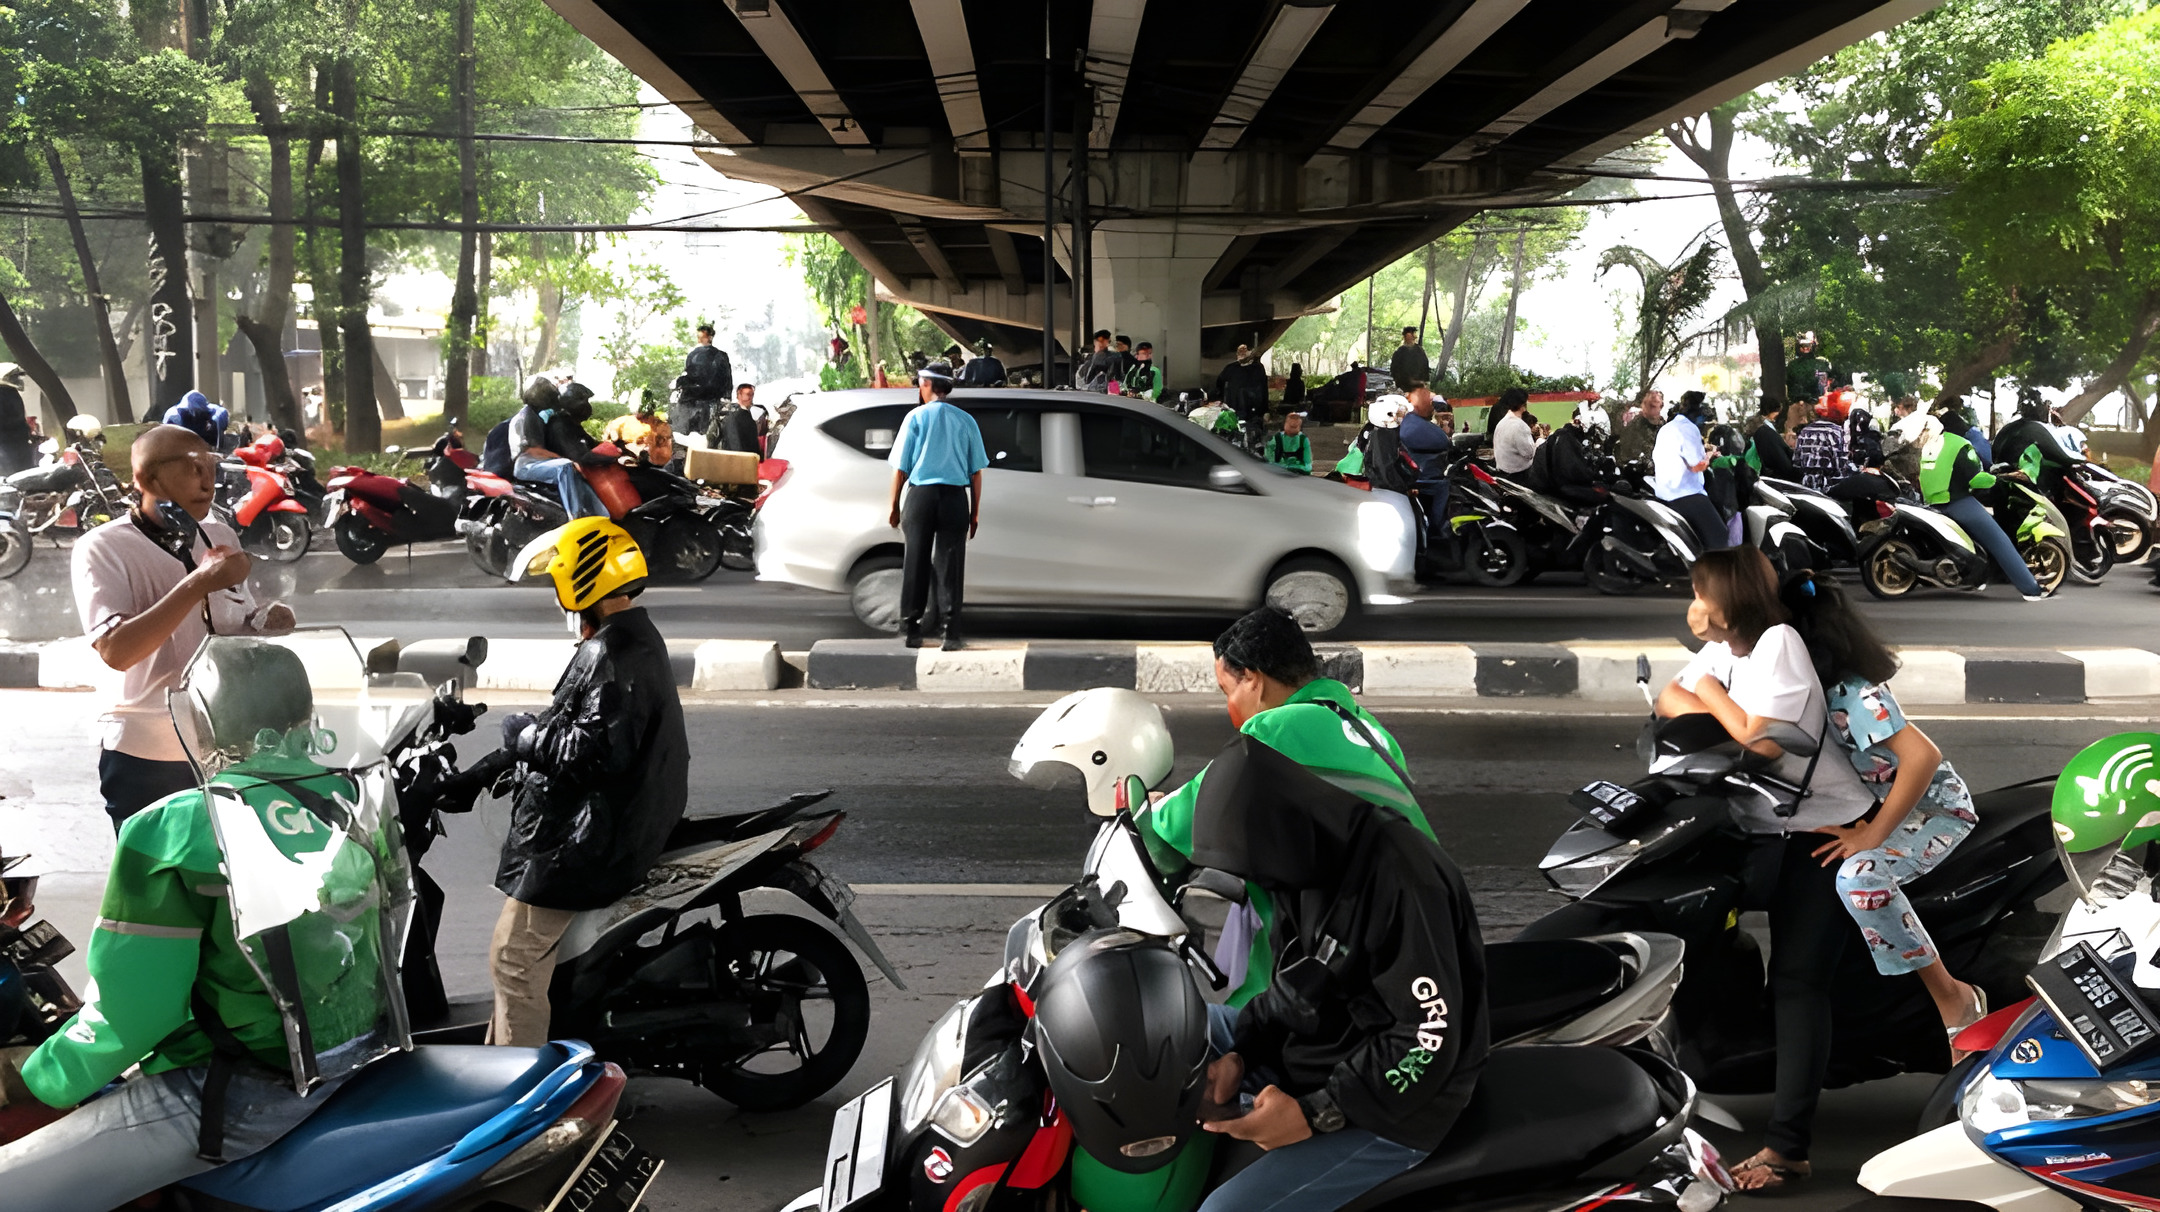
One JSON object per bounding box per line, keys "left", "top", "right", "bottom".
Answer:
{"left": 2017, "top": 386, "right": 2047, "bottom": 421}
{"left": 1030, "top": 929, "right": 1209, "bottom": 1173}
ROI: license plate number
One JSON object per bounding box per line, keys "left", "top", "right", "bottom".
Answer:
{"left": 547, "top": 1125, "right": 661, "bottom": 1212}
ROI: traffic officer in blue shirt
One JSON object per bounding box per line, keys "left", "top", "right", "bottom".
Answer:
{"left": 886, "top": 362, "right": 988, "bottom": 650}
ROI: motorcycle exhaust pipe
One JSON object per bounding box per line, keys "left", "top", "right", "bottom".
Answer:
{"left": 1599, "top": 535, "right": 1663, "bottom": 576}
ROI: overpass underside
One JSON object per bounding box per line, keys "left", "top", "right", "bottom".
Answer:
{"left": 549, "top": 0, "right": 1936, "bottom": 389}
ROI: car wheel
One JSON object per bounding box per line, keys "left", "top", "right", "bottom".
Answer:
{"left": 1264, "top": 556, "right": 1358, "bottom": 636}
{"left": 848, "top": 554, "right": 906, "bottom": 634}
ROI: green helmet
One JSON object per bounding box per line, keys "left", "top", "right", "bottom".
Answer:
{"left": 2052, "top": 733, "right": 2160, "bottom": 853}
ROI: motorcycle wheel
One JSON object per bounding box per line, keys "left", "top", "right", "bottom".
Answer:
{"left": 697, "top": 914, "right": 871, "bottom": 1112}
{"left": 249, "top": 513, "right": 310, "bottom": 563}
{"left": 333, "top": 514, "right": 391, "bottom": 565}
{"left": 718, "top": 519, "right": 754, "bottom": 572}
{"left": 2024, "top": 537, "right": 2070, "bottom": 594}
{"left": 0, "top": 518, "right": 29, "bottom": 579}
{"left": 1581, "top": 546, "right": 1644, "bottom": 596}
{"left": 2102, "top": 507, "right": 2153, "bottom": 564}
{"left": 466, "top": 526, "right": 510, "bottom": 579}
{"left": 655, "top": 512, "right": 723, "bottom": 582}
{"left": 1860, "top": 538, "right": 1920, "bottom": 600}
{"left": 1469, "top": 526, "right": 1529, "bottom": 588}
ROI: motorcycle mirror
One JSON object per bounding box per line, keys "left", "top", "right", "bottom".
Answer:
{"left": 384, "top": 444, "right": 402, "bottom": 456}
{"left": 1178, "top": 868, "right": 1248, "bottom": 907}
{"left": 364, "top": 639, "right": 402, "bottom": 677}
{"left": 461, "top": 636, "right": 489, "bottom": 670}
{"left": 1634, "top": 654, "right": 1651, "bottom": 685}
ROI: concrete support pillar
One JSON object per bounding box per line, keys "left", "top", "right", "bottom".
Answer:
{"left": 1085, "top": 223, "right": 1237, "bottom": 395}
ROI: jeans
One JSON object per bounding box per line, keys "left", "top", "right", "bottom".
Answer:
{"left": 99, "top": 748, "right": 197, "bottom": 832}
{"left": 0, "top": 1063, "right": 340, "bottom": 1209}
{"left": 513, "top": 456, "right": 607, "bottom": 519}
{"left": 1661, "top": 491, "right": 1732, "bottom": 555}
{"left": 1937, "top": 494, "right": 2042, "bottom": 596}
{"left": 489, "top": 897, "right": 577, "bottom": 1046}
{"left": 1197, "top": 1005, "right": 1431, "bottom": 1212}
{"left": 900, "top": 483, "right": 970, "bottom": 634}
{"left": 1761, "top": 832, "right": 1853, "bottom": 1161}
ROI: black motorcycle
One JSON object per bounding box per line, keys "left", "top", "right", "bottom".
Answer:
{"left": 1419, "top": 449, "right": 1532, "bottom": 586}
{"left": 1518, "top": 662, "right": 2065, "bottom": 1098}
{"left": 460, "top": 449, "right": 723, "bottom": 582}
{"left": 1580, "top": 480, "right": 1703, "bottom": 595}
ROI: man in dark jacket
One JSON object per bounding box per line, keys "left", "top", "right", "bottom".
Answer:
{"left": 488, "top": 518, "right": 688, "bottom": 1043}
{"left": 1216, "top": 343, "right": 1270, "bottom": 429}
{"left": 1747, "top": 396, "right": 1796, "bottom": 479}
{"left": 1993, "top": 392, "right": 2082, "bottom": 488}
{"left": 1189, "top": 734, "right": 1487, "bottom": 1211}
{"left": 707, "top": 381, "right": 763, "bottom": 453}
{"left": 677, "top": 323, "right": 732, "bottom": 439}
{"left": 1533, "top": 400, "right": 1611, "bottom": 508}
{"left": 1074, "top": 330, "right": 1123, "bottom": 392}
{"left": 1388, "top": 327, "right": 1430, "bottom": 393}
{"left": 0, "top": 363, "right": 36, "bottom": 474}
{"left": 959, "top": 338, "right": 1006, "bottom": 386}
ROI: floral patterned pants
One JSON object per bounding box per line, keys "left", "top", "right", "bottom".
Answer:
{"left": 1834, "top": 807, "right": 1974, "bottom": 975}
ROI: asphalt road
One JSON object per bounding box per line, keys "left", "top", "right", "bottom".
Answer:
{"left": 12, "top": 698, "right": 2150, "bottom": 1211}
{"left": 3, "top": 536, "right": 2154, "bottom": 647}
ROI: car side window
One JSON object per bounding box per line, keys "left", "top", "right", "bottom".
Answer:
{"left": 1077, "top": 410, "right": 1225, "bottom": 489}
{"left": 820, "top": 405, "right": 914, "bottom": 458}
{"left": 962, "top": 407, "right": 1044, "bottom": 472}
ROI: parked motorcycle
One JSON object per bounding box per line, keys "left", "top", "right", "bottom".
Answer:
{"left": 213, "top": 432, "right": 312, "bottom": 562}
{"left": 324, "top": 438, "right": 512, "bottom": 565}
{"left": 1857, "top": 476, "right": 2072, "bottom": 599}
{"left": 2041, "top": 463, "right": 2117, "bottom": 584}
{"left": 2076, "top": 458, "right": 2158, "bottom": 565}
{"left": 1755, "top": 476, "right": 1863, "bottom": 569}
{"left": 1422, "top": 452, "right": 1532, "bottom": 586}
{"left": 7, "top": 437, "right": 131, "bottom": 536}
{"left": 1582, "top": 482, "right": 1704, "bottom": 595}
{"left": 0, "top": 483, "right": 28, "bottom": 579}
{"left": 1519, "top": 658, "right": 2067, "bottom": 1099}
{"left": 459, "top": 441, "right": 722, "bottom": 582}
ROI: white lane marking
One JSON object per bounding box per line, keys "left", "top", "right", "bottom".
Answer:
{"left": 850, "top": 884, "right": 1066, "bottom": 897}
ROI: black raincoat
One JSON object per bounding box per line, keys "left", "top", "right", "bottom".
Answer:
{"left": 495, "top": 607, "right": 688, "bottom": 910}
{"left": 1189, "top": 735, "right": 1488, "bottom": 1152}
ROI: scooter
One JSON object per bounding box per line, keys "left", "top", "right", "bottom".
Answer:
{"left": 2074, "top": 459, "right": 2157, "bottom": 565}
{"left": 1856, "top": 475, "right": 2072, "bottom": 599}
{"left": 1519, "top": 658, "right": 2068, "bottom": 1099}
{"left": 213, "top": 432, "right": 312, "bottom": 562}
{"left": 2039, "top": 465, "right": 2117, "bottom": 585}
{"left": 459, "top": 441, "right": 723, "bottom": 582}
{"left": 369, "top": 634, "right": 901, "bottom": 1113}
{"left": 1755, "top": 476, "right": 1863, "bottom": 568}
{"left": 7, "top": 437, "right": 131, "bottom": 536}
{"left": 1740, "top": 480, "right": 1821, "bottom": 575}
{"left": 1422, "top": 452, "right": 1532, "bottom": 587}
{"left": 1582, "top": 481, "right": 1703, "bottom": 595}
{"left": 324, "top": 437, "right": 511, "bottom": 565}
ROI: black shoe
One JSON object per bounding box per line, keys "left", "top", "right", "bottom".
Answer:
{"left": 903, "top": 623, "right": 925, "bottom": 649}
{"left": 942, "top": 633, "right": 967, "bottom": 651}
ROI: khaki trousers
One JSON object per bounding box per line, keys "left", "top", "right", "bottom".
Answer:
{"left": 488, "top": 898, "right": 578, "bottom": 1046}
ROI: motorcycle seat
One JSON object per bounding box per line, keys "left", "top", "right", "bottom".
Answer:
{"left": 513, "top": 476, "right": 565, "bottom": 503}
{"left": 179, "top": 1044, "right": 568, "bottom": 1210}
{"left": 1345, "top": 1046, "right": 1664, "bottom": 1208}
{"left": 664, "top": 790, "right": 836, "bottom": 852}
{"left": 1485, "top": 939, "right": 1627, "bottom": 1042}
{"left": 6, "top": 463, "right": 79, "bottom": 494}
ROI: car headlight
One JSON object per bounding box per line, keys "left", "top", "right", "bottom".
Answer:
{"left": 899, "top": 998, "right": 971, "bottom": 1133}
{"left": 1357, "top": 500, "right": 1412, "bottom": 573}
{"left": 1546, "top": 845, "right": 1643, "bottom": 898}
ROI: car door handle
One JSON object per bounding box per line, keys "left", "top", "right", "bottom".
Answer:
{"left": 1068, "top": 496, "right": 1117, "bottom": 507}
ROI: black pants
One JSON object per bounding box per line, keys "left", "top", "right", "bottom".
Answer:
{"left": 900, "top": 483, "right": 969, "bottom": 633}
{"left": 1664, "top": 491, "right": 1732, "bottom": 554}
{"left": 98, "top": 748, "right": 197, "bottom": 833}
{"left": 1759, "top": 832, "right": 1853, "bottom": 1161}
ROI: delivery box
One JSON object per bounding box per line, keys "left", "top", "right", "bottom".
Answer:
{"left": 685, "top": 447, "right": 761, "bottom": 485}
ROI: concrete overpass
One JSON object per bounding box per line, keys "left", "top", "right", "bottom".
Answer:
{"left": 547, "top": 0, "right": 1935, "bottom": 388}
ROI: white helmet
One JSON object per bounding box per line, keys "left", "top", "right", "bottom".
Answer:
{"left": 1009, "top": 688, "right": 1175, "bottom": 817}
{"left": 1573, "top": 400, "right": 1609, "bottom": 433}
{"left": 1370, "top": 394, "right": 1409, "bottom": 428}
{"left": 64, "top": 414, "right": 104, "bottom": 444}
{"left": 1890, "top": 410, "right": 1938, "bottom": 450}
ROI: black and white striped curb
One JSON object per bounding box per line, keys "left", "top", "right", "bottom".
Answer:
{"left": 9, "top": 637, "right": 2157, "bottom": 704}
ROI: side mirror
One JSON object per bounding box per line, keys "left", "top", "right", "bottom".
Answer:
{"left": 461, "top": 636, "right": 489, "bottom": 669}
{"left": 364, "top": 639, "right": 402, "bottom": 678}
{"left": 384, "top": 444, "right": 403, "bottom": 456}
{"left": 1178, "top": 868, "right": 1248, "bottom": 907}
{"left": 1209, "top": 465, "right": 1247, "bottom": 491}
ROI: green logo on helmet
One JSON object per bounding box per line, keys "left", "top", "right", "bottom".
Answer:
{"left": 2053, "top": 733, "right": 2160, "bottom": 853}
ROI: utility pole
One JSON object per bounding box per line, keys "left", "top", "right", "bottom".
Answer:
{"left": 1069, "top": 75, "right": 1087, "bottom": 373}
{"left": 444, "top": 0, "right": 478, "bottom": 426}
{"left": 1040, "top": 3, "right": 1055, "bottom": 383}
{"left": 1497, "top": 228, "right": 1529, "bottom": 368}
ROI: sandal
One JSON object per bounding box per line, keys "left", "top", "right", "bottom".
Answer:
{"left": 1948, "top": 986, "right": 1991, "bottom": 1061}
{"left": 1731, "top": 1150, "right": 1810, "bottom": 1194}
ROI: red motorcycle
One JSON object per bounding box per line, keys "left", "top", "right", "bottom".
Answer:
{"left": 326, "top": 436, "right": 514, "bottom": 565}
{"left": 461, "top": 441, "right": 722, "bottom": 580}
{"left": 213, "top": 433, "right": 311, "bottom": 562}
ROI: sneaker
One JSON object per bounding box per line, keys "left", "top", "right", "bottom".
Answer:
{"left": 2022, "top": 592, "right": 2055, "bottom": 602}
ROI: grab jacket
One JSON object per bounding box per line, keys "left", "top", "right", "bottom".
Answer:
{"left": 496, "top": 607, "right": 689, "bottom": 910}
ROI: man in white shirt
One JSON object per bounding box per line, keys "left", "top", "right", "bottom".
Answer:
{"left": 1651, "top": 391, "right": 1729, "bottom": 553}
{"left": 71, "top": 425, "right": 295, "bottom": 830}
{"left": 1490, "top": 389, "right": 1538, "bottom": 475}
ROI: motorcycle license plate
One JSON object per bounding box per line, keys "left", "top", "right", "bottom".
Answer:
{"left": 545, "top": 1124, "right": 661, "bottom": 1212}
{"left": 820, "top": 1078, "right": 893, "bottom": 1211}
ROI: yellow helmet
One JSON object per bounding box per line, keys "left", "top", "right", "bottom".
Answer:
{"left": 511, "top": 518, "right": 647, "bottom": 612}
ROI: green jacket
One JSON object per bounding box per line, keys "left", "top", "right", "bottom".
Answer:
{"left": 1918, "top": 433, "right": 1994, "bottom": 505}
{"left": 1133, "top": 679, "right": 1430, "bottom": 1006}
{"left": 23, "top": 757, "right": 385, "bottom": 1107}
{"left": 1266, "top": 432, "right": 1313, "bottom": 474}
{"left": 1121, "top": 360, "right": 1163, "bottom": 401}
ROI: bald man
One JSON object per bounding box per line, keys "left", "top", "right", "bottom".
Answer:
{"left": 71, "top": 425, "right": 295, "bottom": 829}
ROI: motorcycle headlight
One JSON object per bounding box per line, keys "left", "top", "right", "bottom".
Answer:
{"left": 1961, "top": 1067, "right": 2027, "bottom": 1133}
{"left": 927, "top": 1085, "right": 996, "bottom": 1146}
{"left": 899, "top": 999, "right": 971, "bottom": 1133}
{"left": 1546, "top": 845, "right": 1641, "bottom": 898}
{"left": 1357, "top": 499, "right": 1412, "bottom": 574}
{"left": 2019, "top": 1078, "right": 2160, "bottom": 1122}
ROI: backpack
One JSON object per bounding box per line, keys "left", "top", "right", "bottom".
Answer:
{"left": 480, "top": 418, "right": 514, "bottom": 478}
{"left": 685, "top": 344, "right": 731, "bottom": 397}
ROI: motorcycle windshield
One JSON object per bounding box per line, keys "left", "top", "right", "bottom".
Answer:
{"left": 171, "top": 629, "right": 435, "bottom": 773}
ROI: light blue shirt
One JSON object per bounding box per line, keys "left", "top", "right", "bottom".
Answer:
{"left": 1652, "top": 413, "right": 1706, "bottom": 500}
{"left": 889, "top": 399, "right": 989, "bottom": 486}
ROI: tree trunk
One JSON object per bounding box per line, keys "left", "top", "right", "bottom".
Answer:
{"left": 0, "top": 285, "right": 78, "bottom": 424}
{"left": 1669, "top": 107, "right": 1785, "bottom": 400}
{"left": 44, "top": 143, "right": 133, "bottom": 424}
{"left": 529, "top": 232, "right": 561, "bottom": 371}
{"left": 1932, "top": 329, "right": 2020, "bottom": 411}
{"left": 1436, "top": 236, "right": 1483, "bottom": 382}
{"left": 1417, "top": 243, "right": 1435, "bottom": 340}
{"left": 443, "top": 0, "right": 478, "bottom": 426}
{"left": 333, "top": 50, "right": 379, "bottom": 452}
{"left": 371, "top": 344, "right": 404, "bottom": 421}
{"left": 238, "top": 78, "right": 304, "bottom": 439}
{"left": 2059, "top": 294, "right": 2160, "bottom": 425}
{"left": 141, "top": 144, "right": 195, "bottom": 416}
{"left": 472, "top": 233, "right": 492, "bottom": 380}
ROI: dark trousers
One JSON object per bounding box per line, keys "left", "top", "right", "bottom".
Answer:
{"left": 1760, "top": 832, "right": 1853, "bottom": 1160}
{"left": 900, "top": 483, "right": 970, "bottom": 633}
{"left": 1664, "top": 491, "right": 1732, "bottom": 555}
{"left": 98, "top": 748, "right": 197, "bottom": 833}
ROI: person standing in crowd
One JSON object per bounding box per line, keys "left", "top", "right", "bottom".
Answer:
{"left": 602, "top": 390, "right": 675, "bottom": 467}
{"left": 1791, "top": 396, "right": 1855, "bottom": 491}
{"left": 1400, "top": 385, "right": 1452, "bottom": 513}
{"left": 1075, "top": 330, "right": 1121, "bottom": 392}
{"left": 677, "top": 322, "right": 731, "bottom": 439}
{"left": 1280, "top": 361, "right": 1306, "bottom": 415}
{"left": 1267, "top": 411, "right": 1313, "bottom": 474}
{"left": 887, "top": 362, "right": 987, "bottom": 650}
{"left": 1615, "top": 389, "right": 1663, "bottom": 466}
{"left": 1122, "top": 341, "right": 1164, "bottom": 401}
{"left": 1112, "top": 335, "right": 1137, "bottom": 385}
{"left": 1785, "top": 331, "right": 1840, "bottom": 405}
{"left": 71, "top": 425, "right": 296, "bottom": 830}
{"left": 0, "top": 364, "right": 36, "bottom": 474}
{"left": 959, "top": 337, "right": 1006, "bottom": 386}
{"left": 1490, "top": 388, "right": 1537, "bottom": 475}
{"left": 1389, "top": 326, "right": 1430, "bottom": 392}
{"left": 1216, "top": 343, "right": 1270, "bottom": 433}
{"left": 1653, "top": 390, "right": 1728, "bottom": 552}
{"left": 1746, "top": 397, "right": 1796, "bottom": 479}
{"left": 709, "top": 381, "right": 762, "bottom": 454}
{"left": 1848, "top": 407, "right": 1885, "bottom": 470}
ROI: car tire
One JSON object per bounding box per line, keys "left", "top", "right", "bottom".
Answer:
{"left": 1263, "top": 556, "right": 1359, "bottom": 636}
{"left": 848, "top": 554, "right": 907, "bottom": 634}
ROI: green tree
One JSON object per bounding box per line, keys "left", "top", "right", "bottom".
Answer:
{"left": 1599, "top": 240, "right": 1724, "bottom": 403}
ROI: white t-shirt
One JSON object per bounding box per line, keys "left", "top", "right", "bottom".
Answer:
{"left": 1675, "top": 624, "right": 1876, "bottom": 832}
{"left": 1493, "top": 412, "right": 1538, "bottom": 473}
{"left": 1652, "top": 414, "right": 1706, "bottom": 500}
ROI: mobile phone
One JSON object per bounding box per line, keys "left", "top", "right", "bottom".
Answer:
{"left": 1197, "top": 1098, "right": 1248, "bottom": 1123}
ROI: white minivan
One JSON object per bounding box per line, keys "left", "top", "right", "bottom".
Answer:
{"left": 753, "top": 388, "right": 1417, "bottom": 635}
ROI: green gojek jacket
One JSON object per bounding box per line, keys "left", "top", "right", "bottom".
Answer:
{"left": 1266, "top": 432, "right": 1313, "bottom": 474}
{"left": 1132, "top": 678, "right": 1432, "bottom": 1008}
{"left": 1918, "top": 433, "right": 1996, "bottom": 505}
{"left": 22, "top": 756, "right": 389, "bottom": 1108}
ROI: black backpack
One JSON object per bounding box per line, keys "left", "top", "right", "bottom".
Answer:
{"left": 480, "top": 418, "right": 514, "bottom": 478}
{"left": 685, "top": 344, "right": 732, "bottom": 397}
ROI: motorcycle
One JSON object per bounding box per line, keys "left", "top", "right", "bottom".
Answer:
{"left": 1741, "top": 479, "right": 1825, "bottom": 575}
{"left": 1755, "top": 476, "right": 1864, "bottom": 569}
{"left": 1421, "top": 452, "right": 1532, "bottom": 586}
{"left": 1582, "top": 481, "right": 1703, "bottom": 595}
{"left": 7, "top": 437, "right": 130, "bottom": 536}
{"left": 2041, "top": 465, "right": 2116, "bottom": 585}
{"left": 364, "top": 632, "right": 900, "bottom": 1112}
{"left": 1857, "top": 475, "right": 2072, "bottom": 600}
{"left": 1519, "top": 657, "right": 2068, "bottom": 1099}
{"left": 459, "top": 441, "right": 723, "bottom": 582}
{"left": 2074, "top": 459, "right": 2158, "bottom": 565}
{"left": 324, "top": 438, "right": 513, "bottom": 565}
{"left": 213, "top": 432, "right": 312, "bottom": 562}
{"left": 0, "top": 482, "right": 28, "bottom": 578}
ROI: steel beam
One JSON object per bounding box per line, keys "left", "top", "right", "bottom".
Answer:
{"left": 906, "top": 0, "right": 990, "bottom": 151}
{"left": 896, "top": 217, "right": 965, "bottom": 293}
{"left": 1084, "top": 0, "right": 1148, "bottom": 149}
{"left": 1313, "top": 0, "right": 1531, "bottom": 157}
{"left": 984, "top": 228, "right": 1026, "bottom": 293}
{"left": 1198, "top": 1, "right": 1336, "bottom": 151}
{"left": 727, "top": 1, "right": 870, "bottom": 146}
